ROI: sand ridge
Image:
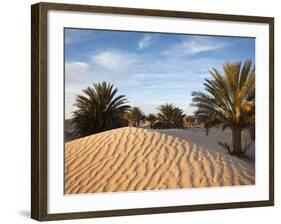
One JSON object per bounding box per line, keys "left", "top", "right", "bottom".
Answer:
{"left": 65, "top": 127, "right": 255, "bottom": 194}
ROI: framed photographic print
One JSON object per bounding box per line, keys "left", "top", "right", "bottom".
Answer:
{"left": 31, "top": 2, "right": 274, "bottom": 221}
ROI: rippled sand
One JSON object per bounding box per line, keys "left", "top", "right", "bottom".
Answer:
{"left": 65, "top": 127, "right": 254, "bottom": 194}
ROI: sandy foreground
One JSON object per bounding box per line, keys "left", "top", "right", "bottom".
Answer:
{"left": 65, "top": 127, "right": 255, "bottom": 194}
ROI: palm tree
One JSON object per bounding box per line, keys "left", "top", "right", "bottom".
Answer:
{"left": 72, "top": 81, "right": 130, "bottom": 136}
{"left": 183, "top": 116, "right": 193, "bottom": 128}
{"left": 146, "top": 113, "right": 157, "bottom": 128}
{"left": 157, "top": 103, "right": 184, "bottom": 129}
{"left": 125, "top": 107, "right": 145, "bottom": 127}
{"left": 192, "top": 60, "right": 255, "bottom": 156}
{"left": 173, "top": 107, "right": 185, "bottom": 128}
{"left": 157, "top": 103, "right": 176, "bottom": 128}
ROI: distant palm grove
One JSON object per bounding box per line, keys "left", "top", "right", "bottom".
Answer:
{"left": 70, "top": 60, "right": 255, "bottom": 157}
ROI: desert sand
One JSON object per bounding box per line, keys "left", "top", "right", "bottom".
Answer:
{"left": 65, "top": 127, "right": 255, "bottom": 194}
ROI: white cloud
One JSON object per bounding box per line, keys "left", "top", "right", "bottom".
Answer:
{"left": 64, "top": 61, "right": 96, "bottom": 119}
{"left": 138, "top": 34, "right": 153, "bottom": 49}
{"left": 65, "top": 36, "right": 72, "bottom": 45}
{"left": 66, "top": 61, "right": 88, "bottom": 69}
{"left": 163, "top": 36, "right": 228, "bottom": 56}
{"left": 64, "top": 29, "right": 93, "bottom": 45}
{"left": 65, "top": 31, "right": 82, "bottom": 45}
{"left": 65, "top": 61, "right": 90, "bottom": 82}
{"left": 92, "top": 50, "right": 137, "bottom": 70}
{"left": 65, "top": 61, "right": 89, "bottom": 78}
{"left": 182, "top": 36, "right": 227, "bottom": 54}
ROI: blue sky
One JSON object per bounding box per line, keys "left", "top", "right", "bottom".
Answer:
{"left": 65, "top": 28, "right": 255, "bottom": 119}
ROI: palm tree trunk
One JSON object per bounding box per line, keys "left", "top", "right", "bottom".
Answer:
{"left": 232, "top": 126, "right": 242, "bottom": 156}
{"left": 249, "top": 125, "right": 255, "bottom": 140}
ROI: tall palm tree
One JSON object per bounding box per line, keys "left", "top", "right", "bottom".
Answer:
{"left": 192, "top": 60, "right": 255, "bottom": 156}
{"left": 72, "top": 81, "right": 130, "bottom": 136}
{"left": 146, "top": 113, "right": 157, "bottom": 128}
{"left": 125, "top": 107, "right": 145, "bottom": 127}
{"left": 157, "top": 103, "right": 184, "bottom": 128}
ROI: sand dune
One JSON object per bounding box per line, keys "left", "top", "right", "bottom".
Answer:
{"left": 65, "top": 127, "right": 255, "bottom": 194}
{"left": 157, "top": 128, "right": 255, "bottom": 160}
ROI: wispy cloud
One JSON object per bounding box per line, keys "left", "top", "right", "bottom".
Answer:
{"left": 65, "top": 61, "right": 90, "bottom": 82}
{"left": 65, "top": 29, "right": 90, "bottom": 45}
{"left": 65, "top": 36, "right": 73, "bottom": 45}
{"left": 65, "top": 29, "right": 110, "bottom": 45}
{"left": 66, "top": 61, "right": 88, "bottom": 68}
{"left": 163, "top": 36, "right": 229, "bottom": 56}
{"left": 92, "top": 50, "right": 137, "bottom": 70}
{"left": 138, "top": 34, "right": 153, "bottom": 49}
